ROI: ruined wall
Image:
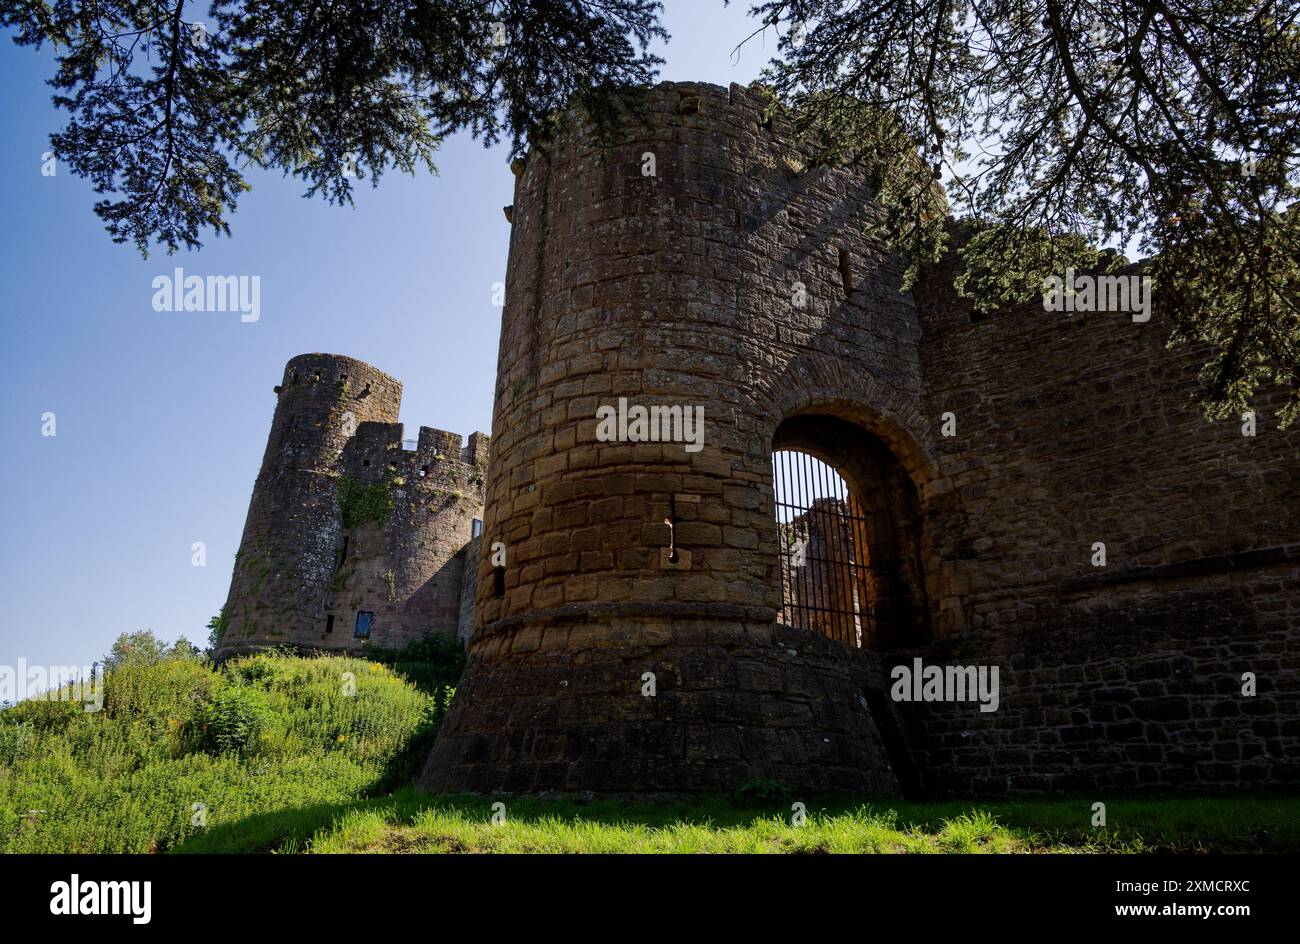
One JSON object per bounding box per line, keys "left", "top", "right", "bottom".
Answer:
{"left": 423, "top": 81, "right": 932, "bottom": 794}
{"left": 893, "top": 256, "right": 1300, "bottom": 795}
{"left": 218, "top": 354, "right": 402, "bottom": 655}
{"left": 327, "top": 425, "right": 489, "bottom": 650}
{"left": 456, "top": 535, "right": 482, "bottom": 646}
{"left": 216, "top": 354, "right": 488, "bottom": 658}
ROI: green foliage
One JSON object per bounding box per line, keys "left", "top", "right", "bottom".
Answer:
{"left": 0, "top": 651, "right": 458, "bottom": 853}
{"left": 734, "top": 778, "right": 794, "bottom": 805}
{"left": 170, "top": 636, "right": 204, "bottom": 662}
{"left": 286, "top": 790, "right": 1300, "bottom": 854}
{"left": 952, "top": 224, "right": 1102, "bottom": 313}
{"left": 193, "top": 686, "right": 270, "bottom": 756}
{"left": 103, "top": 630, "right": 206, "bottom": 672}
{"left": 0, "top": 0, "right": 668, "bottom": 254}
{"left": 337, "top": 474, "right": 396, "bottom": 530}
{"left": 366, "top": 631, "right": 467, "bottom": 680}
{"left": 362, "top": 631, "right": 465, "bottom": 735}
{"left": 102, "top": 630, "right": 168, "bottom": 671}
{"left": 749, "top": 0, "right": 1300, "bottom": 424}
{"left": 1159, "top": 205, "right": 1300, "bottom": 425}
{"left": 207, "top": 608, "right": 229, "bottom": 650}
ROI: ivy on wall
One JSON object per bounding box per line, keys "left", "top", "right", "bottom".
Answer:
{"left": 338, "top": 473, "right": 396, "bottom": 530}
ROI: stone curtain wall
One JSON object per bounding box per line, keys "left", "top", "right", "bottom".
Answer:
{"left": 216, "top": 354, "right": 487, "bottom": 659}
{"left": 329, "top": 425, "right": 489, "bottom": 651}
{"left": 896, "top": 255, "right": 1300, "bottom": 795}
{"left": 423, "top": 81, "right": 934, "bottom": 794}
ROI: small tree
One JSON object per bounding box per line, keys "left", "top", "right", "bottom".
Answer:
{"left": 206, "top": 609, "right": 228, "bottom": 652}
{"left": 103, "top": 630, "right": 208, "bottom": 670}
{"left": 102, "top": 630, "right": 170, "bottom": 671}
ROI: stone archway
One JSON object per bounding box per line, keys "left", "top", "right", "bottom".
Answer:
{"left": 772, "top": 413, "right": 934, "bottom": 652}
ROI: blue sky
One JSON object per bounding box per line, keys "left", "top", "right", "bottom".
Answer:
{"left": 0, "top": 3, "right": 781, "bottom": 674}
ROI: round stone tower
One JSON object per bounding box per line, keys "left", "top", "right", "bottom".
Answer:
{"left": 216, "top": 354, "right": 403, "bottom": 656}
{"left": 422, "top": 82, "right": 940, "bottom": 794}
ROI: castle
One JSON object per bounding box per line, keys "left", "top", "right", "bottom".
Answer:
{"left": 215, "top": 354, "right": 489, "bottom": 656}
{"left": 219, "top": 82, "right": 1300, "bottom": 798}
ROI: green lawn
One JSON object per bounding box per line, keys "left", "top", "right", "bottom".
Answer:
{"left": 222, "top": 791, "right": 1299, "bottom": 855}
{"left": 5, "top": 646, "right": 1296, "bottom": 854}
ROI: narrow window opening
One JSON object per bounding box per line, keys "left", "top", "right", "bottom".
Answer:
{"left": 325, "top": 615, "right": 335, "bottom": 635}
{"left": 354, "top": 611, "right": 373, "bottom": 639}
{"left": 837, "top": 247, "right": 853, "bottom": 296}
{"left": 471, "top": 518, "right": 484, "bottom": 539}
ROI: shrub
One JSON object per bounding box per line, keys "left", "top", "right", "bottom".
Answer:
{"left": 0, "top": 651, "right": 438, "bottom": 853}
{"left": 194, "top": 686, "right": 270, "bottom": 756}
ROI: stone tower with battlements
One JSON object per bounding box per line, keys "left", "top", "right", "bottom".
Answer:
{"left": 215, "top": 353, "right": 490, "bottom": 659}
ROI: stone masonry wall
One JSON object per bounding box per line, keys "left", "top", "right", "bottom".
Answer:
{"left": 423, "top": 81, "right": 1297, "bottom": 797}
{"left": 423, "top": 81, "right": 935, "bottom": 794}
{"left": 892, "top": 252, "right": 1300, "bottom": 795}
{"left": 216, "top": 354, "right": 488, "bottom": 659}
{"left": 326, "top": 425, "right": 488, "bottom": 650}
{"left": 218, "top": 354, "right": 403, "bottom": 656}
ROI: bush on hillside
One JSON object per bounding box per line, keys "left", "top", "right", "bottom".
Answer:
{"left": 0, "top": 646, "right": 462, "bottom": 853}
{"left": 193, "top": 686, "right": 270, "bottom": 756}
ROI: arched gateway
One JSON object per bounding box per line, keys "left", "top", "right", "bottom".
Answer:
{"left": 420, "top": 82, "right": 936, "bottom": 794}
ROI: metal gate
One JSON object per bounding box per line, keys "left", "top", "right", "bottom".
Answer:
{"left": 772, "top": 449, "right": 874, "bottom": 648}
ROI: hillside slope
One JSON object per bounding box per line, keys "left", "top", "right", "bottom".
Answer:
{"left": 0, "top": 646, "right": 458, "bottom": 853}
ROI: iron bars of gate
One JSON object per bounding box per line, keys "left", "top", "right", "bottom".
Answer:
{"left": 772, "top": 449, "right": 874, "bottom": 649}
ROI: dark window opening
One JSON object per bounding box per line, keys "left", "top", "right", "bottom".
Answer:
{"left": 325, "top": 615, "right": 335, "bottom": 635}
{"left": 354, "top": 611, "right": 373, "bottom": 639}
{"left": 338, "top": 536, "right": 349, "bottom": 566}
{"left": 471, "top": 518, "right": 484, "bottom": 539}
{"left": 493, "top": 566, "right": 506, "bottom": 598}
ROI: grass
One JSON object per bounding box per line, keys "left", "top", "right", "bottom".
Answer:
{"left": 5, "top": 645, "right": 1296, "bottom": 854}
{"left": 0, "top": 646, "right": 457, "bottom": 853}
{"left": 283, "top": 791, "right": 1300, "bottom": 855}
